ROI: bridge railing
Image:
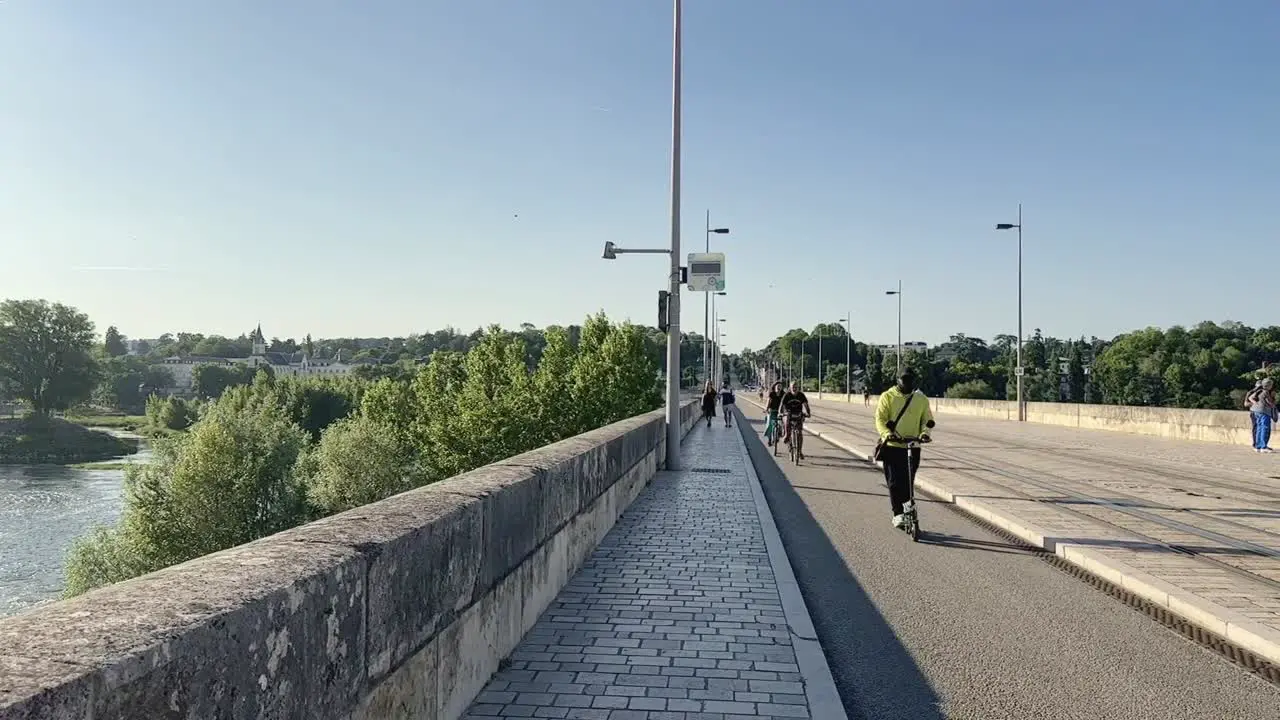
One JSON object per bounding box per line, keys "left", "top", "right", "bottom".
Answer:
{"left": 0, "top": 399, "right": 701, "bottom": 720}
{"left": 812, "top": 393, "right": 1250, "bottom": 445}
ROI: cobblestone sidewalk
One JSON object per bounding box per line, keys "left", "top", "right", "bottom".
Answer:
{"left": 463, "top": 420, "right": 812, "bottom": 719}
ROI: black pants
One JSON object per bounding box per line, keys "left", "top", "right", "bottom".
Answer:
{"left": 880, "top": 445, "right": 921, "bottom": 516}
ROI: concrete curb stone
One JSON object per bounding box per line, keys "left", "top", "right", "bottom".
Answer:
{"left": 729, "top": 406, "right": 849, "bottom": 720}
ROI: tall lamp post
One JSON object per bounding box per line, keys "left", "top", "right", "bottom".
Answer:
{"left": 885, "top": 281, "right": 903, "bottom": 375}
{"left": 703, "top": 211, "right": 729, "bottom": 384}
{"left": 717, "top": 330, "right": 728, "bottom": 386}
{"left": 711, "top": 291, "right": 726, "bottom": 384}
{"left": 837, "top": 314, "right": 851, "bottom": 400}
{"left": 996, "top": 204, "right": 1024, "bottom": 422}
{"left": 817, "top": 326, "right": 824, "bottom": 394}
{"left": 663, "top": 0, "right": 683, "bottom": 468}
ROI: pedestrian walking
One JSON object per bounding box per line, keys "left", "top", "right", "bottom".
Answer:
{"left": 700, "top": 381, "right": 718, "bottom": 428}
{"left": 1245, "top": 378, "right": 1278, "bottom": 453}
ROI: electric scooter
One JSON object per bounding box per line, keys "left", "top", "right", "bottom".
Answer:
{"left": 896, "top": 435, "right": 931, "bottom": 541}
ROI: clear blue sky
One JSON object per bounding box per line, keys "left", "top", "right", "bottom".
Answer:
{"left": 2, "top": 1, "right": 1276, "bottom": 352}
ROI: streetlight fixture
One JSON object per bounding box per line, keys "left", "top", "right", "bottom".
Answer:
{"left": 837, "top": 314, "right": 851, "bottom": 400}
{"left": 996, "top": 203, "right": 1024, "bottom": 422}
{"left": 703, "top": 211, "right": 730, "bottom": 384}
{"left": 603, "top": 241, "right": 671, "bottom": 259}
{"left": 885, "top": 281, "right": 902, "bottom": 375}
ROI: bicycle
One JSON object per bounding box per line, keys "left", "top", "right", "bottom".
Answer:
{"left": 786, "top": 412, "right": 807, "bottom": 465}
{"left": 892, "top": 435, "right": 931, "bottom": 541}
{"left": 765, "top": 410, "right": 781, "bottom": 455}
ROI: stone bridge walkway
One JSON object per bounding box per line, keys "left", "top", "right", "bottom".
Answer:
{"left": 463, "top": 419, "right": 823, "bottom": 719}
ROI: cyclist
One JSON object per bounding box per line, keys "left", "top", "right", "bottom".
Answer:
{"left": 875, "top": 367, "right": 936, "bottom": 528}
{"left": 719, "top": 380, "right": 736, "bottom": 427}
{"left": 779, "top": 381, "right": 811, "bottom": 456}
{"left": 763, "top": 381, "right": 785, "bottom": 446}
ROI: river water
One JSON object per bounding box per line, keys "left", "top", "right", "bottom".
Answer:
{"left": 0, "top": 430, "right": 150, "bottom": 616}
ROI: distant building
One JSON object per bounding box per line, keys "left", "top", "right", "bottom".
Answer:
{"left": 155, "top": 356, "right": 239, "bottom": 394}
{"left": 878, "top": 341, "right": 928, "bottom": 353}
{"left": 243, "top": 324, "right": 354, "bottom": 379}
{"left": 153, "top": 324, "right": 353, "bottom": 395}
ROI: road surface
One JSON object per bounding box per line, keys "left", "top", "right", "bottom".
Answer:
{"left": 736, "top": 402, "right": 1280, "bottom": 720}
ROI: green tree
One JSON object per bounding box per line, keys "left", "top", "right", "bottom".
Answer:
{"left": 303, "top": 413, "right": 417, "bottom": 515}
{"left": 945, "top": 379, "right": 996, "bottom": 399}
{"left": 65, "top": 397, "right": 311, "bottom": 595}
{"left": 104, "top": 326, "right": 128, "bottom": 357}
{"left": 0, "top": 299, "right": 98, "bottom": 414}
{"left": 191, "top": 363, "right": 256, "bottom": 400}
{"left": 1065, "top": 343, "right": 1087, "bottom": 402}
{"left": 145, "top": 394, "right": 199, "bottom": 431}
{"left": 865, "top": 346, "right": 886, "bottom": 392}
{"left": 95, "top": 356, "right": 149, "bottom": 413}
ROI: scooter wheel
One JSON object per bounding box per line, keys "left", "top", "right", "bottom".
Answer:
{"left": 908, "top": 516, "right": 920, "bottom": 542}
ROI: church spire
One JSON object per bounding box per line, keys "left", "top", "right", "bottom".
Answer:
{"left": 252, "top": 323, "right": 266, "bottom": 356}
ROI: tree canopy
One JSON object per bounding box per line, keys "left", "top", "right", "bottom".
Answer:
{"left": 739, "top": 320, "right": 1278, "bottom": 409}
{"left": 64, "top": 313, "right": 663, "bottom": 596}
{"left": 0, "top": 300, "right": 98, "bottom": 414}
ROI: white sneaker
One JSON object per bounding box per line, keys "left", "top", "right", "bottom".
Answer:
{"left": 1263, "top": 448, "right": 1275, "bottom": 454}
{"left": 892, "top": 514, "right": 905, "bottom": 528}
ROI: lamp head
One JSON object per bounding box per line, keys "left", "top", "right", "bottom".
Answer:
{"left": 602, "top": 241, "right": 617, "bottom": 260}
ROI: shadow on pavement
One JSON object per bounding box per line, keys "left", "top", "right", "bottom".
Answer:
{"left": 918, "top": 532, "right": 1035, "bottom": 556}
{"left": 733, "top": 407, "right": 945, "bottom": 720}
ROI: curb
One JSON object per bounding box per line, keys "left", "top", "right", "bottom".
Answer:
{"left": 728, "top": 408, "right": 849, "bottom": 720}
{"left": 741, "top": 398, "right": 1280, "bottom": 668}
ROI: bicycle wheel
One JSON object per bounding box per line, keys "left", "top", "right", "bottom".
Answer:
{"left": 794, "top": 425, "right": 803, "bottom": 464}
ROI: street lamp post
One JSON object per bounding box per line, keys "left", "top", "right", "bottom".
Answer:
{"left": 885, "top": 281, "right": 902, "bottom": 375}
{"left": 711, "top": 291, "right": 725, "bottom": 384}
{"left": 717, "top": 317, "right": 727, "bottom": 386}
{"left": 997, "top": 204, "right": 1024, "bottom": 422}
{"left": 703, "top": 211, "right": 730, "bottom": 384}
{"left": 838, "top": 314, "right": 851, "bottom": 400}
{"left": 817, "top": 326, "right": 824, "bottom": 395}
{"left": 664, "top": 0, "right": 683, "bottom": 468}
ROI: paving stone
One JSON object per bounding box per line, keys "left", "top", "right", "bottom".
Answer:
{"left": 464, "top": 425, "right": 811, "bottom": 718}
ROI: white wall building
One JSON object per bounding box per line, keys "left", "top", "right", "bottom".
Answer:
{"left": 153, "top": 324, "right": 354, "bottom": 395}
{"left": 243, "top": 325, "right": 354, "bottom": 379}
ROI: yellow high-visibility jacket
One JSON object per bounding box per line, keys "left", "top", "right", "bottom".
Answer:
{"left": 875, "top": 386, "right": 935, "bottom": 448}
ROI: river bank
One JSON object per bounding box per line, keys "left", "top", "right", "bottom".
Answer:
{"left": 0, "top": 416, "right": 139, "bottom": 464}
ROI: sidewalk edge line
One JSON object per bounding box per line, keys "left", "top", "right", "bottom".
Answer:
{"left": 781, "top": 405, "right": 1280, "bottom": 668}
{"left": 729, "top": 407, "right": 849, "bottom": 720}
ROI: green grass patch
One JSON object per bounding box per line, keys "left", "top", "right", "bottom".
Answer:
{"left": 64, "top": 414, "right": 147, "bottom": 431}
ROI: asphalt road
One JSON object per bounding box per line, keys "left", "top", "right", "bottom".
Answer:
{"left": 734, "top": 403, "right": 1280, "bottom": 720}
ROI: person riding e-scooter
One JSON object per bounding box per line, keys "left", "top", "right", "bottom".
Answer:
{"left": 875, "top": 367, "right": 936, "bottom": 528}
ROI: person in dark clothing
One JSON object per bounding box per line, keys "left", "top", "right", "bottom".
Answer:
{"left": 875, "top": 367, "right": 936, "bottom": 527}
{"left": 779, "top": 381, "right": 811, "bottom": 452}
{"left": 718, "top": 380, "right": 736, "bottom": 427}
{"left": 700, "top": 381, "right": 717, "bottom": 428}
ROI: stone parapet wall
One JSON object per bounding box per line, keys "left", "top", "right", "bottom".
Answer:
{"left": 0, "top": 400, "right": 701, "bottom": 720}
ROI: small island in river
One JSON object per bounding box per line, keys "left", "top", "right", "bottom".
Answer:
{"left": 0, "top": 416, "right": 139, "bottom": 465}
